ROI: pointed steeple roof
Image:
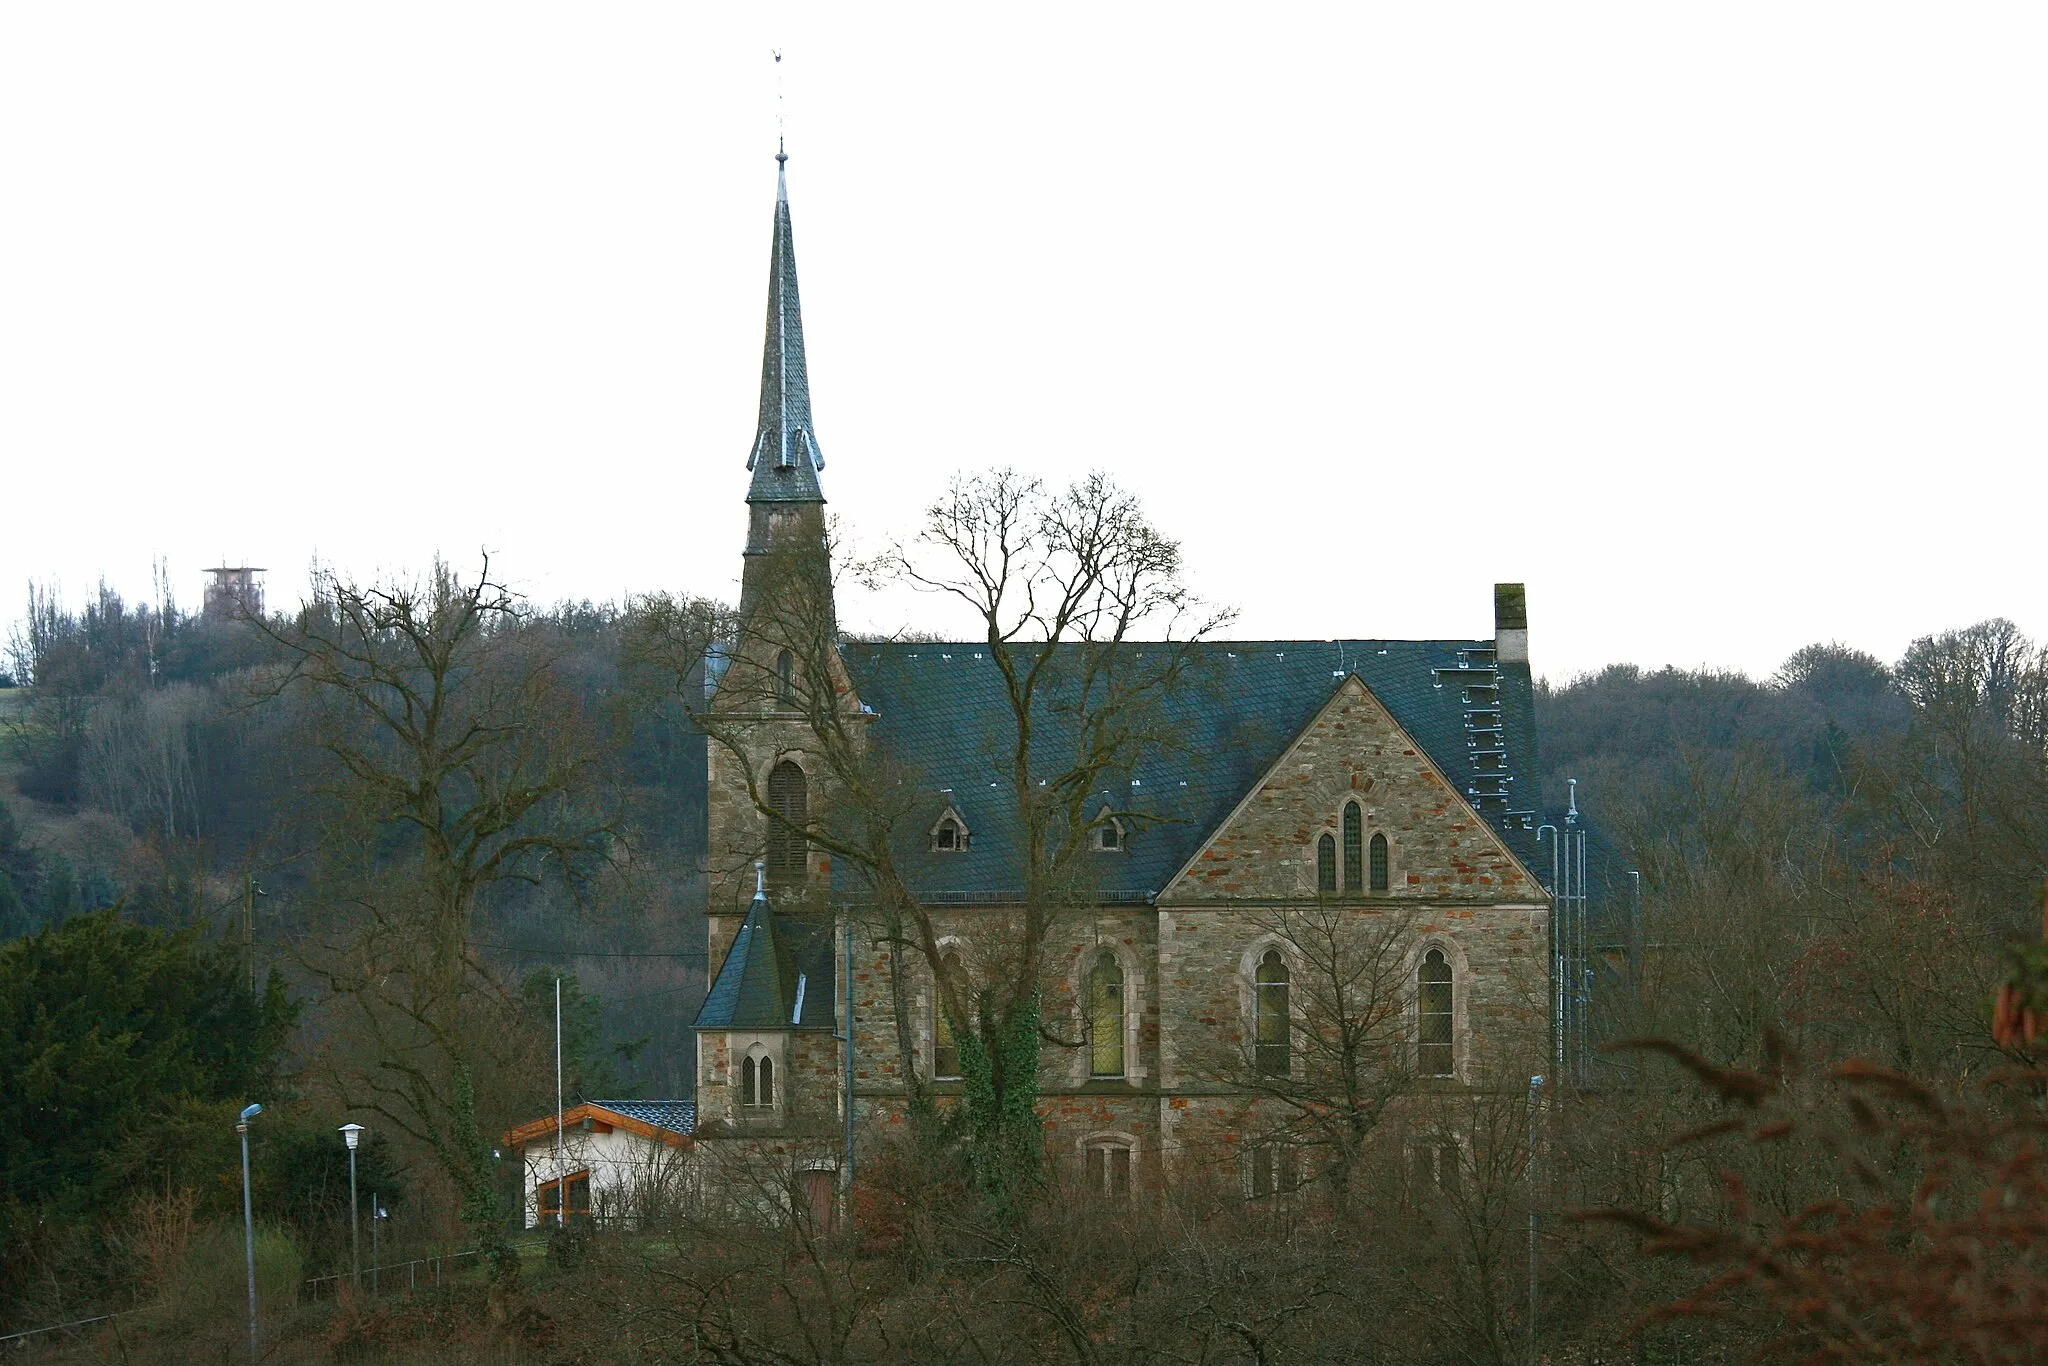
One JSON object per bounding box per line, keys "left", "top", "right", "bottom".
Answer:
{"left": 745, "top": 145, "right": 826, "bottom": 506}
{"left": 693, "top": 863, "right": 792, "bottom": 1030}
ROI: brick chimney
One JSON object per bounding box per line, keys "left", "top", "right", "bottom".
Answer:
{"left": 1494, "top": 583, "right": 1528, "bottom": 665}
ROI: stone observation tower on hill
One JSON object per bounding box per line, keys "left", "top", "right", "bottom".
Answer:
{"left": 201, "top": 566, "right": 265, "bottom": 623}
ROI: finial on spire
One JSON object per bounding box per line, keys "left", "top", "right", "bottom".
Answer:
{"left": 754, "top": 859, "right": 767, "bottom": 898}
{"left": 772, "top": 51, "right": 788, "bottom": 194}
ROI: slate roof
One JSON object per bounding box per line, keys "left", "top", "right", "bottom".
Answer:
{"left": 745, "top": 151, "right": 826, "bottom": 506}
{"left": 837, "top": 639, "right": 1546, "bottom": 901}
{"left": 590, "top": 1099, "right": 697, "bottom": 1136}
{"left": 692, "top": 882, "right": 838, "bottom": 1032}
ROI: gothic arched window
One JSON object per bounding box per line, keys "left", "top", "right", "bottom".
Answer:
{"left": 766, "top": 760, "right": 808, "bottom": 885}
{"left": 1369, "top": 832, "right": 1390, "bottom": 893}
{"left": 1255, "top": 950, "right": 1290, "bottom": 1077}
{"left": 1342, "top": 802, "right": 1364, "bottom": 892}
{"left": 933, "top": 951, "right": 962, "bottom": 1080}
{"left": 775, "top": 650, "right": 795, "bottom": 704}
{"left": 1419, "top": 948, "right": 1454, "bottom": 1077}
{"left": 742, "top": 1053, "right": 776, "bottom": 1108}
{"left": 1317, "top": 834, "right": 1336, "bottom": 893}
{"left": 1090, "top": 950, "right": 1125, "bottom": 1078}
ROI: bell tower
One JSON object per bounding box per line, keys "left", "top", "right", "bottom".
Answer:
{"left": 703, "top": 146, "right": 854, "bottom": 947}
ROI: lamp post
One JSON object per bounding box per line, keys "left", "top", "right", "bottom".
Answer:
{"left": 236, "top": 1102, "right": 263, "bottom": 1362}
{"left": 338, "top": 1123, "right": 364, "bottom": 1287}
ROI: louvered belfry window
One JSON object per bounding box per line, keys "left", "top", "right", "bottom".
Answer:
{"left": 1369, "top": 832, "right": 1390, "bottom": 893}
{"left": 1317, "top": 834, "right": 1337, "bottom": 893}
{"left": 1342, "top": 803, "right": 1364, "bottom": 892}
{"left": 766, "top": 760, "right": 808, "bottom": 885}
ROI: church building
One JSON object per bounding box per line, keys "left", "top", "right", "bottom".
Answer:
{"left": 676, "top": 150, "right": 1560, "bottom": 1215}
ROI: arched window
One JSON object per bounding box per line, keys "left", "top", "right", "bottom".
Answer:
{"left": 766, "top": 760, "right": 808, "bottom": 885}
{"left": 775, "top": 650, "right": 795, "bottom": 703}
{"left": 1084, "top": 1139, "right": 1134, "bottom": 1198}
{"left": 1342, "top": 802, "right": 1364, "bottom": 892}
{"left": 1249, "top": 1142, "right": 1299, "bottom": 1199}
{"left": 1255, "top": 950, "right": 1290, "bottom": 1077}
{"left": 1419, "top": 948, "right": 1454, "bottom": 1077}
{"left": 1089, "top": 950, "right": 1125, "bottom": 1078}
{"left": 1316, "top": 834, "right": 1336, "bottom": 893}
{"left": 742, "top": 1052, "right": 775, "bottom": 1108}
{"left": 1369, "top": 832, "right": 1390, "bottom": 893}
{"left": 1413, "top": 1140, "right": 1461, "bottom": 1197}
{"left": 933, "top": 951, "right": 962, "bottom": 1080}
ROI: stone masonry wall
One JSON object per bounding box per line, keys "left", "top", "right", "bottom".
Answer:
{"left": 1162, "top": 676, "right": 1539, "bottom": 904}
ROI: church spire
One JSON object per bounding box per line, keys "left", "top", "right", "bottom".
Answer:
{"left": 745, "top": 141, "right": 825, "bottom": 507}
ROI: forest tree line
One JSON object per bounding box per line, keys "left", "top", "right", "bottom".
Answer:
{"left": 4, "top": 496, "right": 2048, "bottom": 1361}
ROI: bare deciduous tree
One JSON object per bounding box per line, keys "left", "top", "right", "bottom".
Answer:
{"left": 256, "top": 556, "right": 619, "bottom": 1300}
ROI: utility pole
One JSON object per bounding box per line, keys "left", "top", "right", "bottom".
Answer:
{"left": 244, "top": 874, "right": 255, "bottom": 995}
{"left": 841, "top": 909, "right": 855, "bottom": 1236}
{"left": 555, "top": 976, "right": 564, "bottom": 1228}
{"left": 1527, "top": 1075, "right": 1543, "bottom": 1366}
{"left": 236, "top": 1103, "right": 263, "bottom": 1362}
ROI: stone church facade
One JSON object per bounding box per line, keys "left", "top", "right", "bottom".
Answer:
{"left": 686, "top": 152, "right": 1554, "bottom": 1211}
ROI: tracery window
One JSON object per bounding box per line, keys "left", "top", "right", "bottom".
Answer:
{"left": 1419, "top": 948, "right": 1454, "bottom": 1077}
{"left": 932, "top": 951, "right": 962, "bottom": 1080}
{"left": 1342, "top": 802, "right": 1364, "bottom": 892}
{"left": 1089, "top": 950, "right": 1125, "bottom": 1078}
{"left": 766, "top": 760, "right": 808, "bottom": 885}
{"left": 1316, "top": 833, "right": 1336, "bottom": 893}
{"left": 1369, "top": 832, "right": 1390, "bottom": 893}
{"left": 1255, "top": 949, "right": 1291, "bottom": 1077}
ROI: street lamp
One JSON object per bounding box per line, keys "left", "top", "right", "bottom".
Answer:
{"left": 236, "top": 1102, "right": 263, "bottom": 1363}
{"left": 339, "top": 1123, "right": 365, "bottom": 1287}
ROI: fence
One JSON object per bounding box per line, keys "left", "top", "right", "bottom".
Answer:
{"left": 302, "top": 1239, "right": 548, "bottom": 1301}
{"left": 1, "top": 1305, "right": 165, "bottom": 1350}
{"left": 2, "top": 1239, "right": 550, "bottom": 1347}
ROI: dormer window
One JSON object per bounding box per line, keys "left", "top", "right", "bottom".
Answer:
{"left": 930, "top": 806, "right": 971, "bottom": 853}
{"left": 1092, "top": 806, "right": 1127, "bottom": 853}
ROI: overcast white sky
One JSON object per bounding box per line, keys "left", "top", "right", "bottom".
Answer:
{"left": 2, "top": 5, "right": 2041, "bottom": 684}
